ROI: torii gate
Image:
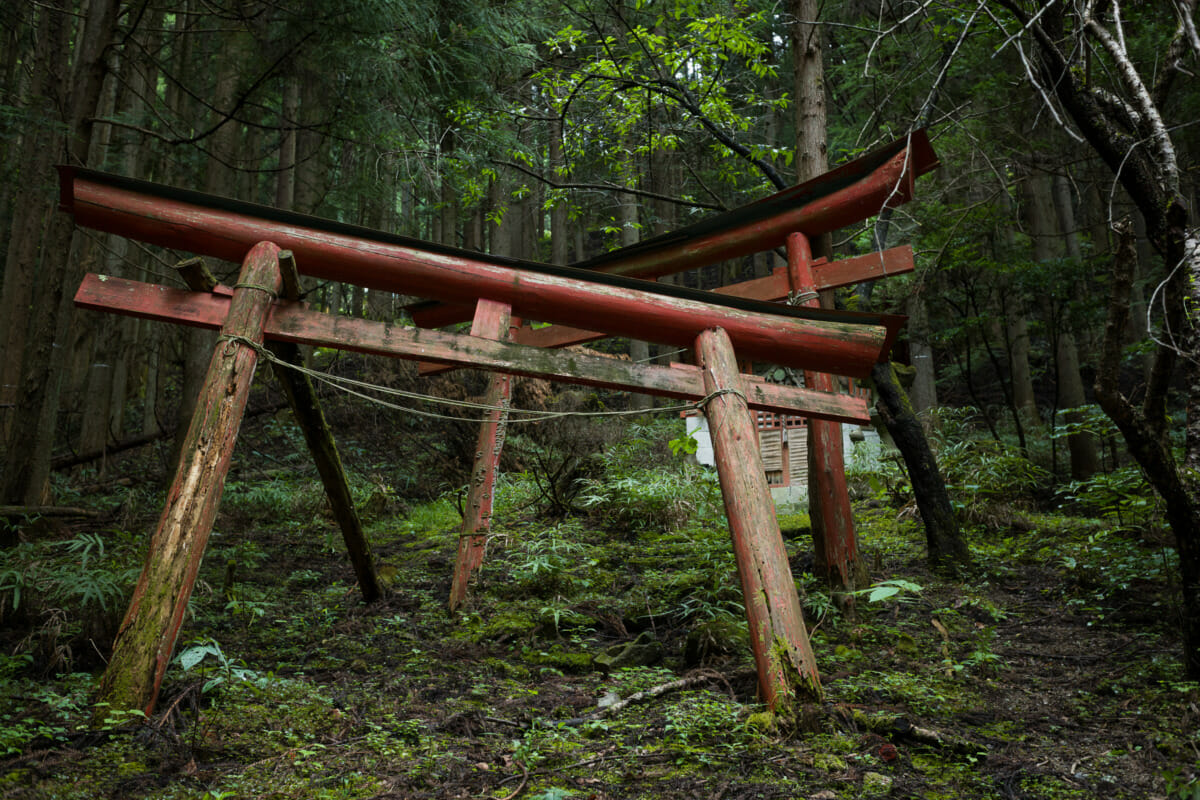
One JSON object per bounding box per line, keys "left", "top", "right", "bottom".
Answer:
{"left": 412, "top": 132, "right": 937, "bottom": 608}
{"left": 59, "top": 132, "right": 937, "bottom": 719}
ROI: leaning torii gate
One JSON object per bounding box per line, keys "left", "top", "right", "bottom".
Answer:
{"left": 412, "top": 132, "right": 939, "bottom": 608}
{"left": 59, "top": 132, "right": 934, "bottom": 718}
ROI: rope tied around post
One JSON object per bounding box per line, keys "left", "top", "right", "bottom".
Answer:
{"left": 786, "top": 290, "right": 820, "bottom": 306}
{"left": 215, "top": 334, "right": 747, "bottom": 424}
{"left": 231, "top": 281, "right": 281, "bottom": 296}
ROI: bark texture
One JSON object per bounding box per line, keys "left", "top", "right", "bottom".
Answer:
{"left": 95, "top": 242, "right": 283, "bottom": 717}
{"left": 872, "top": 361, "right": 971, "bottom": 572}
{"left": 697, "top": 326, "right": 822, "bottom": 720}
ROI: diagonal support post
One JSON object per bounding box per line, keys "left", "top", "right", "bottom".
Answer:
{"left": 267, "top": 251, "right": 384, "bottom": 603}
{"left": 173, "top": 252, "right": 384, "bottom": 604}
{"left": 696, "top": 326, "right": 822, "bottom": 716}
{"left": 449, "top": 299, "right": 515, "bottom": 611}
{"left": 95, "top": 241, "right": 283, "bottom": 719}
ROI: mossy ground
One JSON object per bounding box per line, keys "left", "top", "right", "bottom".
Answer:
{"left": 1, "top": 408, "right": 1197, "bottom": 800}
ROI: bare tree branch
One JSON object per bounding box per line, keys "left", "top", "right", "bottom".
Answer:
{"left": 496, "top": 159, "right": 722, "bottom": 211}
{"left": 1082, "top": 9, "right": 1180, "bottom": 188}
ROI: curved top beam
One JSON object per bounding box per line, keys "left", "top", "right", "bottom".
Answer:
{"left": 58, "top": 169, "right": 905, "bottom": 377}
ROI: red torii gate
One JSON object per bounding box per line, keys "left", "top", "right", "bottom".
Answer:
{"left": 428, "top": 132, "right": 937, "bottom": 608}
{"left": 59, "top": 132, "right": 936, "bottom": 719}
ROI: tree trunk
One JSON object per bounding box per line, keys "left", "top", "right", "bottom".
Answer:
{"left": 174, "top": 33, "right": 245, "bottom": 462}
{"left": 549, "top": 115, "right": 569, "bottom": 266}
{"left": 906, "top": 292, "right": 939, "bottom": 416}
{"left": 621, "top": 187, "right": 653, "bottom": 409}
{"left": 1, "top": 0, "right": 121, "bottom": 506}
{"left": 1050, "top": 173, "right": 1100, "bottom": 479}
{"left": 0, "top": 2, "right": 69, "bottom": 448}
{"left": 872, "top": 360, "right": 971, "bottom": 572}
{"left": 1096, "top": 224, "right": 1200, "bottom": 679}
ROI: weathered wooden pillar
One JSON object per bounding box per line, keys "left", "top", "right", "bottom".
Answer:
{"left": 95, "top": 241, "right": 283, "bottom": 719}
{"left": 448, "top": 299, "right": 514, "bottom": 611}
{"left": 267, "top": 342, "right": 384, "bottom": 602}
{"left": 173, "top": 253, "right": 384, "bottom": 603}
{"left": 787, "top": 233, "right": 865, "bottom": 597}
{"left": 696, "top": 326, "right": 822, "bottom": 715}
{"left": 268, "top": 253, "right": 383, "bottom": 603}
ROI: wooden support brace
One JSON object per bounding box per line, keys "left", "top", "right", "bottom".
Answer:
{"left": 696, "top": 326, "right": 822, "bottom": 714}
{"left": 787, "top": 233, "right": 864, "bottom": 595}
{"left": 449, "top": 299, "right": 515, "bottom": 612}
{"left": 170, "top": 253, "right": 383, "bottom": 604}
{"left": 73, "top": 274, "right": 872, "bottom": 424}
{"left": 95, "top": 241, "right": 283, "bottom": 719}
{"left": 268, "top": 252, "right": 383, "bottom": 603}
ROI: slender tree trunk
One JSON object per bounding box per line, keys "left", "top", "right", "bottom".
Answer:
{"left": 550, "top": 115, "right": 569, "bottom": 266}
{"left": 873, "top": 361, "right": 971, "bottom": 571}
{"left": 621, "top": 188, "right": 653, "bottom": 409}
{"left": 1, "top": 0, "right": 122, "bottom": 505}
{"left": 174, "top": 32, "right": 245, "bottom": 462}
{"left": 1096, "top": 224, "right": 1200, "bottom": 678}
{"left": 906, "top": 292, "right": 939, "bottom": 416}
{"left": 0, "top": 3, "right": 69, "bottom": 447}
{"left": 1050, "top": 172, "right": 1100, "bottom": 478}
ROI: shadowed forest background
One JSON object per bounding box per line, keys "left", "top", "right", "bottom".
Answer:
{"left": 1, "top": 0, "right": 1199, "bottom": 797}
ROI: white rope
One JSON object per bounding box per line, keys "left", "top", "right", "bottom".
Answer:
{"left": 217, "top": 334, "right": 746, "bottom": 424}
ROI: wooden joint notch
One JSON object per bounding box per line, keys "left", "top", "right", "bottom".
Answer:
{"left": 278, "top": 250, "right": 302, "bottom": 301}
{"left": 174, "top": 256, "right": 218, "bottom": 293}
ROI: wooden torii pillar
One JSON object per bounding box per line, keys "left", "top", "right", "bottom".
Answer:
{"left": 449, "top": 300, "right": 516, "bottom": 611}
{"left": 787, "top": 233, "right": 865, "bottom": 597}
{"left": 697, "top": 327, "right": 822, "bottom": 711}
{"left": 96, "top": 242, "right": 283, "bottom": 716}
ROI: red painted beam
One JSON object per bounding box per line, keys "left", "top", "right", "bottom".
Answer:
{"left": 418, "top": 247, "right": 913, "bottom": 371}
{"left": 74, "top": 273, "right": 871, "bottom": 423}
{"left": 61, "top": 176, "right": 890, "bottom": 375}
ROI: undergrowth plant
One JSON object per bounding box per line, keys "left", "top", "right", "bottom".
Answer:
{"left": 0, "top": 529, "right": 141, "bottom": 673}
{"left": 1056, "top": 466, "right": 1161, "bottom": 531}
{"left": 927, "top": 406, "right": 1051, "bottom": 518}
{"left": 579, "top": 419, "right": 723, "bottom": 534}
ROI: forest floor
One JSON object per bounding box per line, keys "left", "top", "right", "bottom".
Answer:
{"left": 1, "top": 412, "right": 1198, "bottom": 800}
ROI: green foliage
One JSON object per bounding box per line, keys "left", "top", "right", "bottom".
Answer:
{"left": 854, "top": 578, "right": 924, "bottom": 604}
{"left": 0, "top": 530, "right": 140, "bottom": 673}
{"left": 503, "top": 411, "right": 624, "bottom": 518}
{"left": 174, "top": 637, "right": 268, "bottom": 695}
{"left": 579, "top": 420, "right": 723, "bottom": 534}
{"left": 0, "top": 656, "right": 92, "bottom": 754}
{"left": 1056, "top": 529, "right": 1173, "bottom": 608}
{"left": 1057, "top": 466, "right": 1161, "bottom": 530}
{"left": 667, "top": 428, "right": 699, "bottom": 456}
{"left": 506, "top": 519, "right": 592, "bottom": 598}
{"left": 222, "top": 478, "right": 305, "bottom": 521}
{"left": 930, "top": 407, "right": 1051, "bottom": 507}
{"left": 663, "top": 691, "right": 750, "bottom": 750}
